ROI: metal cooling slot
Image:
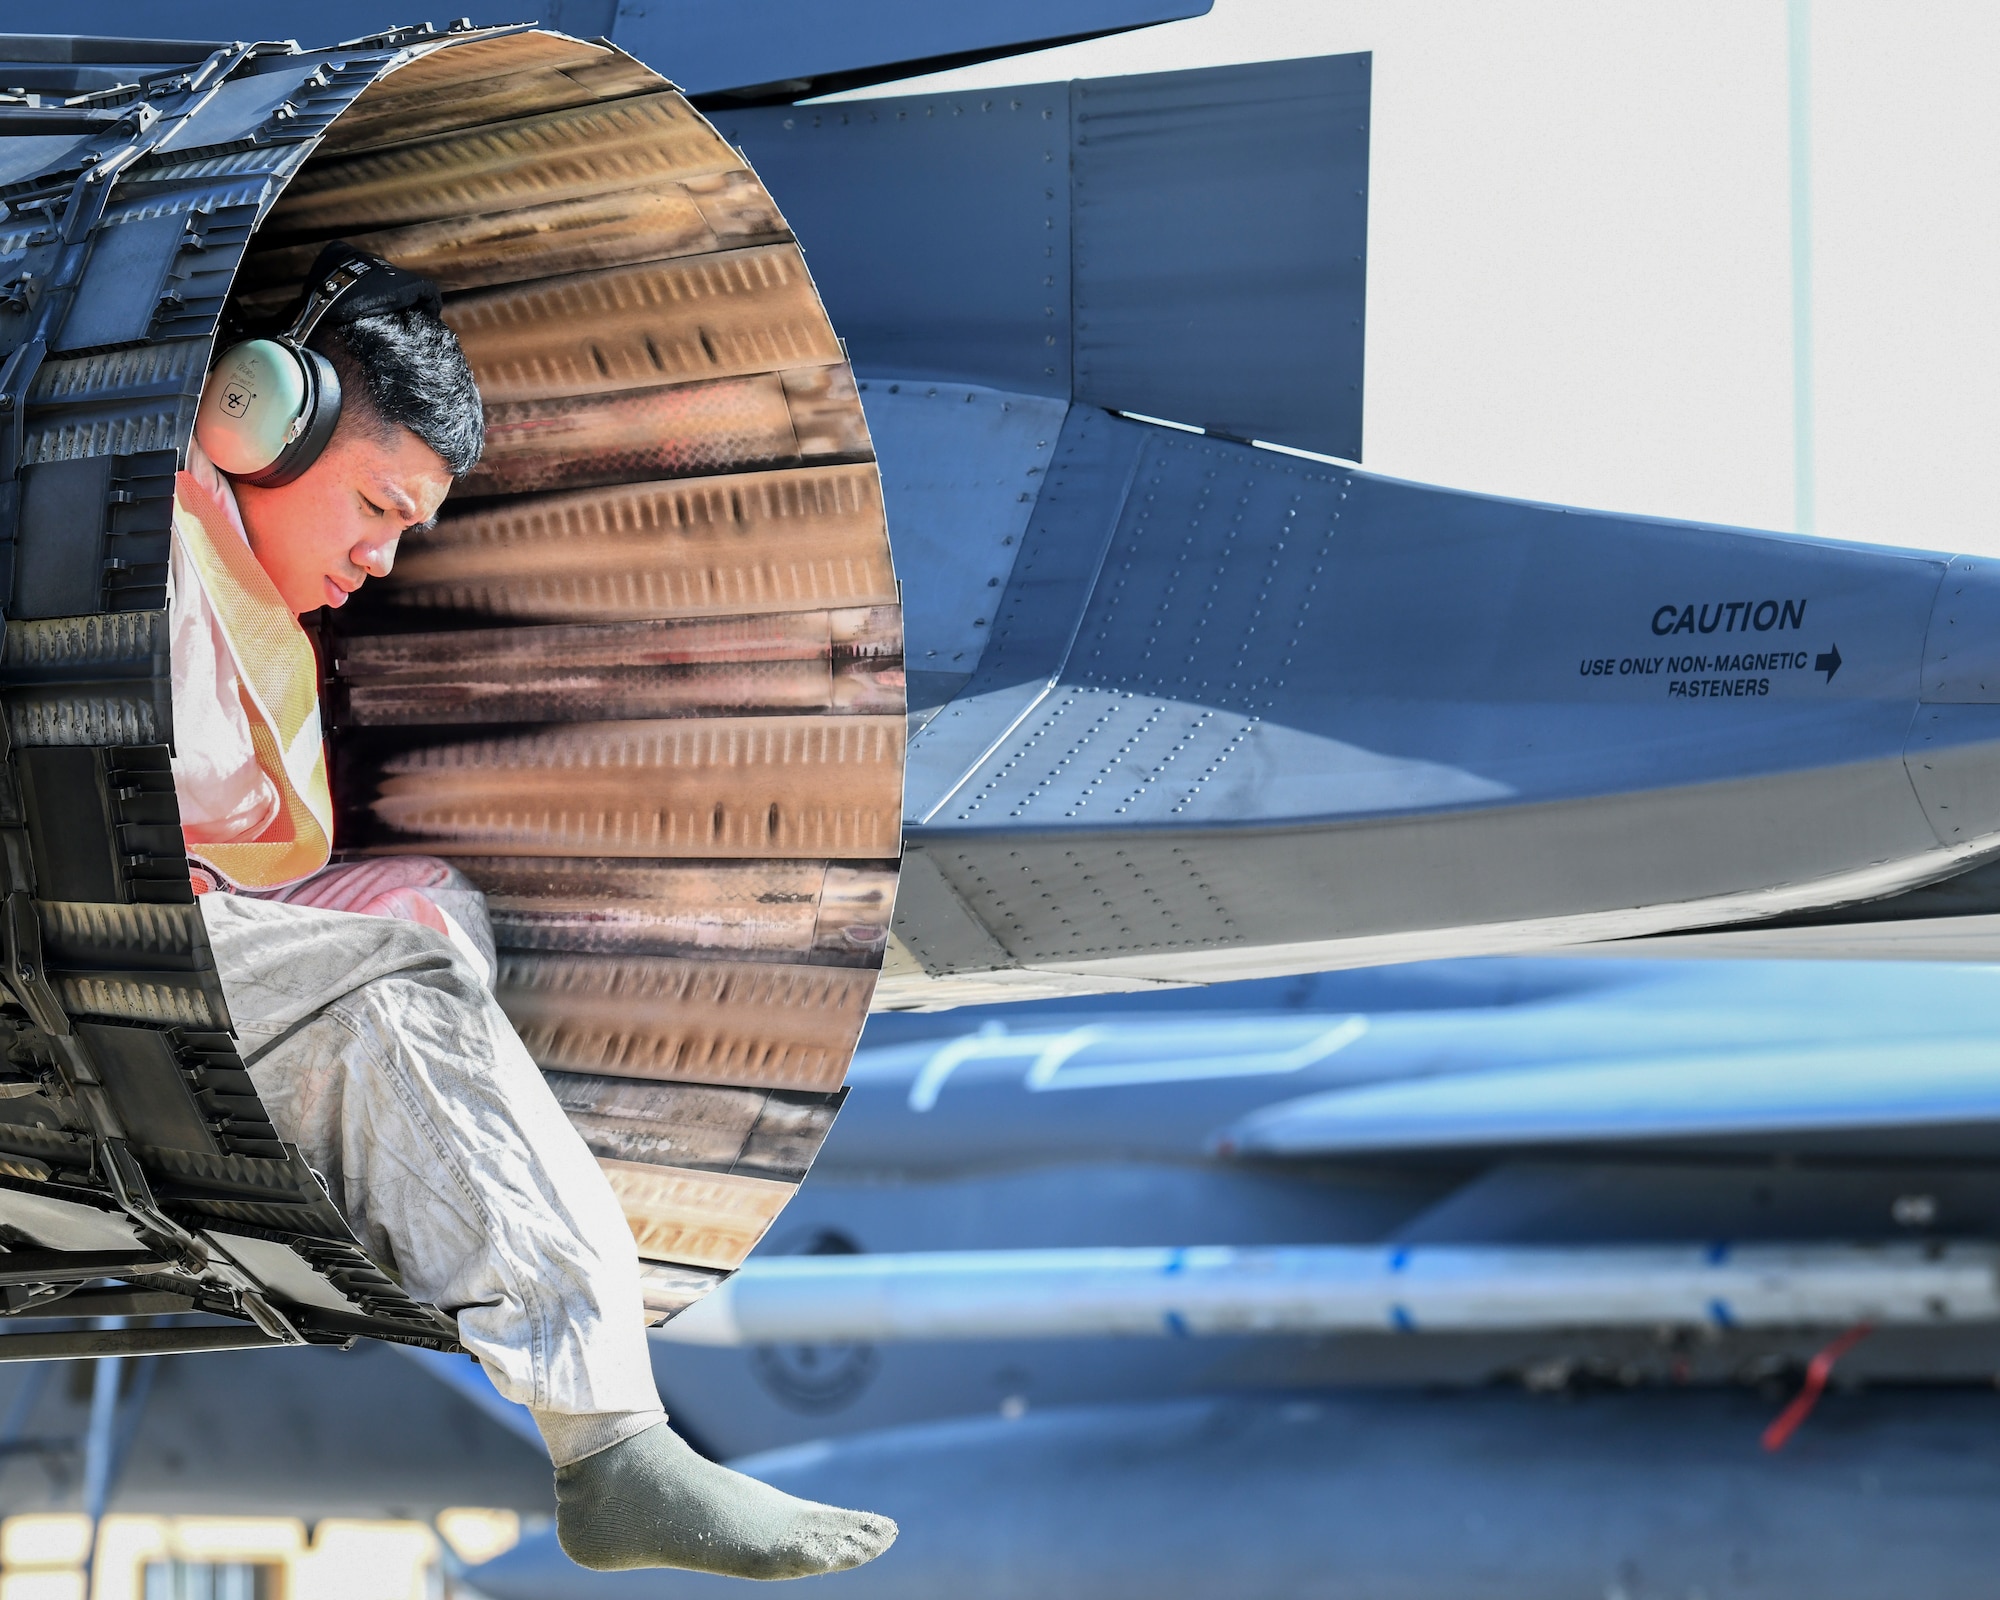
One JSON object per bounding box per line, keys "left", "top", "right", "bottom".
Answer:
{"left": 452, "top": 857, "right": 897, "bottom": 964}
{"left": 598, "top": 1160, "right": 796, "bottom": 1273}
{"left": 363, "top": 464, "right": 896, "bottom": 624}
{"left": 3, "top": 689, "right": 158, "bottom": 747}
{"left": 545, "top": 1073, "right": 845, "bottom": 1182}
{"left": 264, "top": 90, "right": 742, "bottom": 237}
{"left": 335, "top": 607, "right": 903, "bottom": 726}
{"left": 1, "top": 607, "right": 173, "bottom": 751}
{"left": 245, "top": 168, "right": 791, "bottom": 304}
{"left": 461, "top": 362, "right": 875, "bottom": 497}
{"left": 0, "top": 1131, "right": 86, "bottom": 1185}
{"left": 309, "top": 32, "right": 654, "bottom": 158}
{"left": 495, "top": 954, "right": 871, "bottom": 1092}
{"left": 35, "top": 902, "right": 231, "bottom": 1044}
{"left": 18, "top": 345, "right": 206, "bottom": 477}
{"left": 446, "top": 243, "right": 844, "bottom": 401}
{"left": 339, "top": 715, "right": 904, "bottom": 859}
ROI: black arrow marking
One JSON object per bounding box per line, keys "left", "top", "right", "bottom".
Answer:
{"left": 1816, "top": 643, "right": 1842, "bottom": 683}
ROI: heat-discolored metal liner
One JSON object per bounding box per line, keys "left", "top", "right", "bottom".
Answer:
{"left": 343, "top": 715, "right": 904, "bottom": 858}
{"left": 306, "top": 33, "right": 659, "bottom": 157}
{"left": 343, "top": 654, "right": 874, "bottom": 724}
{"left": 447, "top": 244, "right": 844, "bottom": 401}
{"left": 268, "top": 91, "right": 741, "bottom": 235}
{"left": 603, "top": 1161, "right": 797, "bottom": 1274}
{"left": 496, "top": 953, "right": 874, "bottom": 1092}
{"left": 544, "top": 1073, "right": 844, "bottom": 1183}
{"left": 463, "top": 858, "right": 896, "bottom": 965}
{"left": 242, "top": 29, "right": 904, "bottom": 1316}
{"left": 342, "top": 607, "right": 900, "bottom": 673}
{"left": 462, "top": 364, "right": 874, "bottom": 497}
{"left": 240, "top": 170, "right": 789, "bottom": 303}
{"left": 369, "top": 466, "right": 896, "bottom": 623}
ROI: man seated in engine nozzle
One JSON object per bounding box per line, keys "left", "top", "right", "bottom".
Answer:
{"left": 177, "top": 242, "right": 895, "bottom": 1581}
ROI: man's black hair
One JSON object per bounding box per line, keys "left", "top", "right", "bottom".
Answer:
{"left": 317, "top": 306, "right": 485, "bottom": 479}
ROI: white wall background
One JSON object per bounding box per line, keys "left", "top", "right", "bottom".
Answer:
{"left": 835, "top": 2, "right": 2000, "bottom": 556}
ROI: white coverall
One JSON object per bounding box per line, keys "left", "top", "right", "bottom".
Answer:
{"left": 170, "top": 449, "right": 663, "bottom": 1461}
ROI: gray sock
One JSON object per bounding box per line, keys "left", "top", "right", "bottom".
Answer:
{"left": 555, "top": 1420, "right": 898, "bottom": 1579}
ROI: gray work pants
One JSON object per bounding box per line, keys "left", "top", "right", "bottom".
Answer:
{"left": 199, "top": 892, "right": 664, "bottom": 1421}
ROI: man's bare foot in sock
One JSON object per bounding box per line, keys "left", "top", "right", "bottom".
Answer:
{"left": 555, "top": 1420, "right": 898, "bottom": 1578}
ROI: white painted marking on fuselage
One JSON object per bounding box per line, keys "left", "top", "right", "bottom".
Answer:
{"left": 905, "top": 1016, "right": 1371, "bottom": 1110}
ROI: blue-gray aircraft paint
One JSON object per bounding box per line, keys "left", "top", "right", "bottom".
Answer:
{"left": 856, "top": 381, "right": 1068, "bottom": 720}
{"left": 903, "top": 418, "right": 1950, "bottom": 827}
{"left": 705, "top": 44, "right": 2000, "bottom": 991}
{"left": 718, "top": 54, "right": 1370, "bottom": 456}
{"left": 0, "top": 1339, "right": 551, "bottom": 1516}
{"left": 5, "top": 955, "right": 1997, "bottom": 1581}
{"left": 28, "top": 19, "right": 1994, "bottom": 989}
{"left": 26, "top": 3, "right": 1214, "bottom": 100}
{"left": 640, "top": 958, "right": 2000, "bottom": 1460}
{"left": 462, "top": 955, "right": 2000, "bottom": 1596}
{"left": 873, "top": 393, "right": 2000, "bottom": 996}
{"left": 477, "top": 1390, "right": 2000, "bottom": 1600}
{"left": 610, "top": 1, "right": 1215, "bottom": 101}
{"left": 698, "top": 40, "right": 2000, "bottom": 991}
{"left": 15, "top": 17, "right": 2000, "bottom": 1589}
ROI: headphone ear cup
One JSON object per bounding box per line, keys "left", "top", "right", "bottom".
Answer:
{"left": 208, "top": 342, "right": 342, "bottom": 489}
{"left": 195, "top": 338, "right": 311, "bottom": 478}
{"left": 262, "top": 346, "right": 343, "bottom": 488}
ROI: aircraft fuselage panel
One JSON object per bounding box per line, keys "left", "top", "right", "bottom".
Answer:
{"left": 883, "top": 406, "right": 2000, "bottom": 1002}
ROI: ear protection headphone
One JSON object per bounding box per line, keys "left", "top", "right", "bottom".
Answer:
{"left": 195, "top": 243, "right": 444, "bottom": 488}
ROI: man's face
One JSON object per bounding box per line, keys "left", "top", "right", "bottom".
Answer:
{"left": 231, "top": 417, "right": 453, "bottom": 615}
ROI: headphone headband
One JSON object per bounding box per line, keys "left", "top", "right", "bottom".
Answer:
{"left": 285, "top": 256, "right": 384, "bottom": 347}
{"left": 286, "top": 242, "right": 445, "bottom": 348}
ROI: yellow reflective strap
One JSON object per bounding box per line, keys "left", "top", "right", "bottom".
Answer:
{"left": 173, "top": 473, "right": 334, "bottom": 889}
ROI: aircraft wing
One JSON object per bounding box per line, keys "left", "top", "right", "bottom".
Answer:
{"left": 1216, "top": 1041, "right": 2000, "bottom": 1159}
